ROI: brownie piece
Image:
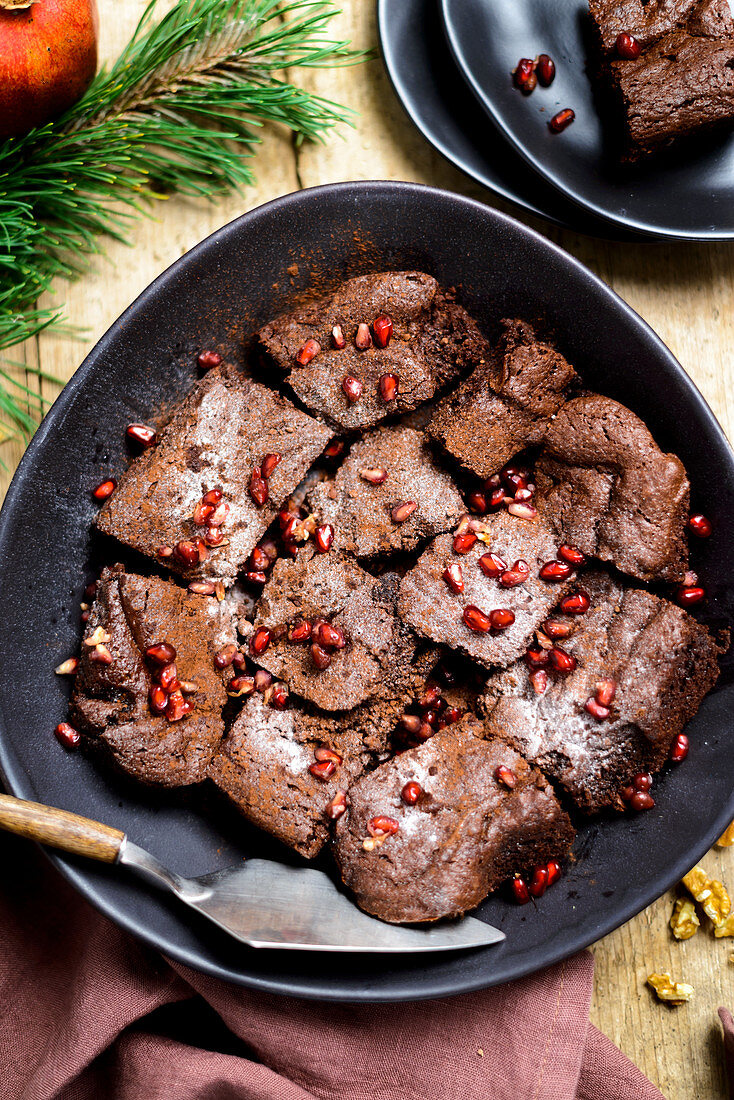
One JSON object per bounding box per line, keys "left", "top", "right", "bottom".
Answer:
{"left": 95, "top": 362, "right": 333, "bottom": 584}
{"left": 209, "top": 644, "right": 437, "bottom": 858}
{"left": 398, "top": 509, "right": 577, "bottom": 670}
{"left": 332, "top": 717, "right": 575, "bottom": 923}
{"left": 428, "top": 319, "right": 578, "bottom": 480}
{"left": 589, "top": 1, "right": 734, "bottom": 157}
{"left": 257, "top": 272, "right": 491, "bottom": 432}
{"left": 71, "top": 566, "right": 236, "bottom": 787}
{"left": 249, "top": 554, "right": 420, "bottom": 711}
{"left": 482, "top": 571, "right": 721, "bottom": 813}
{"left": 308, "top": 426, "right": 465, "bottom": 559}
{"left": 535, "top": 393, "right": 690, "bottom": 582}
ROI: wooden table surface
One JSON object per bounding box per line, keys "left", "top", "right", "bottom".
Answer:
{"left": 3, "top": 4, "right": 733, "bottom": 1096}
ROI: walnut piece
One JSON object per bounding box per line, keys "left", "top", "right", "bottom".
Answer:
{"left": 714, "top": 914, "right": 734, "bottom": 939}
{"left": 682, "top": 865, "right": 732, "bottom": 927}
{"left": 717, "top": 821, "right": 734, "bottom": 847}
{"left": 670, "top": 898, "right": 700, "bottom": 941}
{"left": 647, "top": 973, "right": 694, "bottom": 1005}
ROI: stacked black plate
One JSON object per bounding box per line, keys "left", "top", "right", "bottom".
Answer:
{"left": 378, "top": 0, "right": 734, "bottom": 241}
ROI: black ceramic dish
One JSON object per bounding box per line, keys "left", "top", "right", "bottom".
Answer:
{"left": 0, "top": 182, "right": 732, "bottom": 1003}
{"left": 441, "top": 0, "right": 734, "bottom": 241}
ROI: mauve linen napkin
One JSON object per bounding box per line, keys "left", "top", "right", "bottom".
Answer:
{"left": 0, "top": 830, "right": 667, "bottom": 1100}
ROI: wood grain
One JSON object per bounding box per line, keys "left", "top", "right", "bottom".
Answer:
{"left": 1, "top": 3, "right": 732, "bottom": 1095}
{"left": 0, "top": 794, "right": 124, "bottom": 863}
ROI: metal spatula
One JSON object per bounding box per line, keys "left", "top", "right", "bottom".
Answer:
{"left": 0, "top": 793, "right": 505, "bottom": 953}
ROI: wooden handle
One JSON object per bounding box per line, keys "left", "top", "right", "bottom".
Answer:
{"left": 0, "top": 793, "right": 125, "bottom": 863}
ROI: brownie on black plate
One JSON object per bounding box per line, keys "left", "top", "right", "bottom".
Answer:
{"left": 71, "top": 566, "right": 237, "bottom": 786}
{"left": 482, "top": 570, "right": 721, "bottom": 813}
{"left": 257, "top": 272, "right": 491, "bottom": 432}
{"left": 96, "top": 362, "right": 333, "bottom": 584}
{"left": 332, "top": 716, "right": 575, "bottom": 923}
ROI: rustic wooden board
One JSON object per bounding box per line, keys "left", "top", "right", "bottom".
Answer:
{"left": 2, "top": 3, "right": 732, "bottom": 1095}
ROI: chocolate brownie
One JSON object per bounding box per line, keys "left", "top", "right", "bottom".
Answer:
{"left": 482, "top": 571, "right": 721, "bottom": 812}
{"left": 95, "top": 362, "right": 333, "bottom": 584}
{"left": 71, "top": 566, "right": 236, "bottom": 786}
{"left": 589, "top": 1, "right": 734, "bottom": 157}
{"left": 308, "top": 426, "right": 465, "bottom": 559}
{"left": 398, "top": 508, "right": 577, "bottom": 670}
{"left": 428, "top": 319, "right": 578, "bottom": 480}
{"left": 249, "top": 553, "right": 420, "bottom": 711}
{"left": 256, "top": 272, "right": 491, "bottom": 432}
{"left": 209, "top": 644, "right": 437, "bottom": 858}
{"left": 332, "top": 717, "right": 575, "bottom": 923}
{"left": 535, "top": 393, "right": 690, "bottom": 582}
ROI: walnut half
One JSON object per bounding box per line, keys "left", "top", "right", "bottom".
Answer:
{"left": 670, "top": 898, "right": 700, "bottom": 941}
{"left": 682, "top": 865, "right": 731, "bottom": 927}
{"left": 647, "top": 973, "right": 694, "bottom": 1005}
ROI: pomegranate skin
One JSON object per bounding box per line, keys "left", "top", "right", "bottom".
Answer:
{"left": 0, "top": 0, "right": 98, "bottom": 140}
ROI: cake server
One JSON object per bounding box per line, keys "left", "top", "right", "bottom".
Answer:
{"left": 0, "top": 793, "right": 505, "bottom": 953}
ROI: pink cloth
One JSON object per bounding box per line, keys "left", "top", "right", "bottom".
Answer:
{"left": 0, "top": 830, "right": 665, "bottom": 1100}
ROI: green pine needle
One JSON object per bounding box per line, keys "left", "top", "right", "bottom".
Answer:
{"left": 0, "top": 0, "right": 365, "bottom": 447}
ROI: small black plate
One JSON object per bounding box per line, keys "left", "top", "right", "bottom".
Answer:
{"left": 441, "top": 0, "right": 734, "bottom": 241}
{"left": 0, "top": 182, "right": 732, "bottom": 1002}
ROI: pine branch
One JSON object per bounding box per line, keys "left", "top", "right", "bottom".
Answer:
{"left": 0, "top": 0, "right": 366, "bottom": 438}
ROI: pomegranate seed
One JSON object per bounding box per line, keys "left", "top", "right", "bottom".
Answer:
{"left": 315, "top": 524, "right": 334, "bottom": 553}
{"left": 507, "top": 502, "right": 537, "bottom": 519}
{"left": 495, "top": 764, "right": 517, "bottom": 789}
{"left": 197, "top": 350, "right": 222, "bottom": 370}
{"left": 478, "top": 552, "right": 507, "bottom": 578}
{"left": 559, "top": 589, "right": 590, "bottom": 615}
{"left": 269, "top": 683, "right": 289, "bottom": 709}
{"left": 595, "top": 678, "right": 616, "bottom": 707}
{"left": 342, "top": 375, "right": 363, "bottom": 403}
{"left": 513, "top": 57, "right": 537, "bottom": 94}
{"left": 443, "top": 706, "right": 463, "bottom": 724}
{"left": 514, "top": 488, "right": 534, "bottom": 502}
{"left": 463, "top": 605, "right": 492, "bottom": 633}
{"left": 296, "top": 339, "right": 321, "bottom": 366}
{"left": 401, "top": 714, "right": 422, "bottom": 735}
{"left": 633, "top": 772, "right": 653, "bottom": 792}
{"left": 558, "top": 544, "right": 586, "bottom": 566}
{"left": 549, "top": 108, "right": 575, "bottom": 133}
{"left": 202, "top": 489, "right": 223, "bottom": 505}
{"left": 315, "top": 622, "right": 346, "bottom": 650}
{"left": 675, "top": 585, "right": 705, "bottom": 606}
{"left": 539, "top": 560, "right": 573, "bottom": 582}
{"left": 360, "top": 466, "right": 388, "bottom": 485}
{"left": 288, "top": 618, "right": 312, "bottom": 643}
{"left": 373, "top": 314, "right": 394, "bottom": 348}
{"left": 92, "top": 479, "right": 116, "bottom": 502}
{"left": 254, "top": 669, "right": 273, "bottom": 692}
{"left": 419, "top": 685, "right": 441, "bottom": 710}
{"left": 671, "top": 733, "right": 689, "bottom": 762}
{"left": 401, "top": 780, "right": 422, "bottom": 805}
{"left": 261, "top": 453, "right": 281, "bottom": 479}
{"left": 490, "top": 608, "right": 515, "bottom": 631}
{"left": 488, "top": 488, "right": 507, "bottom": 511}
{"left": 156, "top": 663, "right": 179, "bottom": 693}
{"left": 81, "top": 611, "right": 90, "bottom": 622}
{"left": 232, "top": 652, "right": 247, "bottom": 670}
{"left": 315, "top": 745, "right": 343, "bottom": 765}
{"left": 417, "top": 722, "right": 434, "bottom": 742}
{"left": 149, "top": 685, "right": 168, "bottom": 714}
{"left": 249, "top": 627, "right": 271, "bottom": 656}
{"left": 453, "top": 532, "right": 477, "bottom": 554}
{"left": 391, "top": 500, "right": 418, "bottom": 523}
{"left": 368, "top": 816, "right": 399, "bottom": 837}
{"left": 542, "top": 618, "right": 573, "bottom": 640}
{"left": 193, "top": 501, "right": 214, "bottom": 526}
{"left": 584, "top": 697, "right": 610, "bottom": 720}
{"left": 248, "top": 547, "right": 269, "bottom": 572}
{"left": 195, "top": 538, "right": 209, "bottom": 563}
{"left": 227, "top": 675, "right": 255, "bottom": 698}
{"left": 214, "top": 644, "right": 237, "bottom": 669}
{"left": 145, "top": 642, "right": 177, "bottom": 666}
{"left": 512, "top": 874, "right": 531, "bottom": 904}
{"left": 529, "top": 866, "right": 548, "bottom": 898}
{"left": 687, "top": 514, "right": 712, "bottom": 538}
{"left": 54, "top": 722, "right": 80, "bottom": 748}
{"left": 188, "top": 581, "right": 216, "bottom": 596}
{"left": 311, "top": 642, "right": 332, "bottom": 670}
{"left": 546, "top": 859, "right": 562, "bottom": 887}
{"left": 499, "top": 560, "right": 530, "bottom": 588}
{"left": 326, "top": 790, "right": 348, "bottom": 819}
{"left": 536, "top": 53, "right": 555, "bottom": 86}
{"left": 126, "top": 423, "right": 157, "bottom": 448}
{"left": 308, "top": 759, "right": 335, "bottom": 781}
{"left": 166, "top": 690, "right": 193, "bottom": 722}
{"left": 530, "top": 669, "right": 548, "bottom": 695}
{"left": 331, "top": 326, "right": 346, "bottom": 349}
{"left": 178, "top": 681, "right": 199, "bottom": 695}
{"left": 55, "top": 657, "right": 79, "bottom": 675}
{"left": 616, "top": 31, "right": 641, "bottom": 59}
{"left": 549, "top": 646, "right": 577, "bottom": 673}
{"left": 90, "top": 643, "right": 113, "bottom": 664}
{"left": 325, "top": 440, "right": 345, "bottom": 459}
{"left": 355, "top": 323, "right": 372, "bottom": 350}
{"left": 442, "top": 562, "right": 464, "bottom": 593}
{"left": 525, "top": 646, "right": 549, "bottom": 669}
{"left": 630, "top": 791, "right": 655, "bottom": 811}
{"left": 468, "top": 491, "right": 488, "bottom": 514}
{"left": 204, "top": 527, "right": 224, "bottom": 547}
{"left": 173, "top": 540, "right": 199, "bottom": 566}
{"left": 249, "top": 467, "right": 268, "bottom": 506}
{"left": 378, "top": 372, "right": 399, "bottom": 401}
{"left": 620, "top": 785, "right": 635, "bottom": 802}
